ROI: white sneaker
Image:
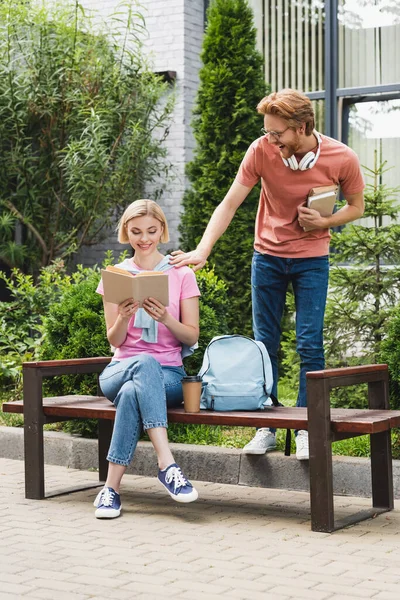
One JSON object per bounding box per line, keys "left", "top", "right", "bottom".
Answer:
{"left": 242, "top": 428, "right": 277, "bottom": 455}
{"left": 295, "top": 430, "right": 309, "bottom": 461}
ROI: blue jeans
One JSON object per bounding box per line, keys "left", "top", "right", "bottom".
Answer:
{"left": 251, "top": 252, "right": 329, "bottom": 416}
{"left": 99, "top": 354, "right": 185, "bottom": 466}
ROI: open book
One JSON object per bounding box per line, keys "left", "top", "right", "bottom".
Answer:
{"left": 304, "top": 185, "right": 338, "bottom": 231}
{"left": 101, "top": 266, "right": 169, "bottom": 306}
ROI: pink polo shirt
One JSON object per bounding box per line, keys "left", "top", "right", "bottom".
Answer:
{"left": 96, "top": 262, "right": 200, "bottom": 366}
{"left": 235, "top": 134, "right": 365, "bottom": 258}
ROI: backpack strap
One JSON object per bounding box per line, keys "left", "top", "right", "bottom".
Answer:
{"left": 284, "top": 429, "right": 292, "bottom": 456}
{"left": 269, "top": 392, "right": 280, "bottom": 407}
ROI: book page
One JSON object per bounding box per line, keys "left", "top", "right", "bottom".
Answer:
{"left": 101, "top": 269, "right": 136, "bottom": 304}
{"left": 132, "top": 274, "right": 169, "bottom": 306}
{"left": 101, "top": 270, "right": 169, "bottom": 306}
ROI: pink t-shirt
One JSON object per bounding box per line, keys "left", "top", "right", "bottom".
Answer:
{"left": 96, "top": 262, "right": 200, "bottom": 366}
{"left": 235, "top": 134, "right": 365, "bottom": 258}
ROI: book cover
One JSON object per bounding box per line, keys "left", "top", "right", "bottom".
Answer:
{"left": 304, "top": 185, "right": 338, "bottom": 231}
{"left": 101, "top": 267, "right": 169, "bottom": 306}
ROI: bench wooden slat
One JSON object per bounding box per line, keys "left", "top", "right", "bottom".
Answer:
{"left": 22, "top": 357, "right": 112, "bottom": 368}
{"left": 4, "top": 398, "right": 400, "bottom": 434}
{"left": 307, "top": 364, "right": 387, "bottom": 378}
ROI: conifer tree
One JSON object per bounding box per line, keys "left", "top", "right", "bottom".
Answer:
{"left": 179, "top": 0, "right": 268, "bottom": 334}
{"left": 325, "top": 153, "right": 400, "bottom": 366}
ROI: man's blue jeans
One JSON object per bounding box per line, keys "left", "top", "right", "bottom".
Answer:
{"left": 99, "top": 355, "right": 185, "bottom": 466}
{"left": 251, "top": 252, "right": 329, "bottom": 414}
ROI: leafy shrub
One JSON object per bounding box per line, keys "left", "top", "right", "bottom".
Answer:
{"left": 39, "top": 270, "right": 111, "bottom": 392}
{"left": 380, "top": 305, "right": 400, "bottom": 410}
{"left": 183, "top": 267, "right": 229, "bottom": 375}
{"left": 0, "top": 260, "right": 70, "bottom": 390}
{"left": 38, "top": 266, "right": 111, "bottom": 437}
{"left": 0, "top": 1, "right": 174, "bottom": 274}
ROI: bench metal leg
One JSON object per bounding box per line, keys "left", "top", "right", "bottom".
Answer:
{"left": 307, "top": 378, "right": 335, "bottom": 532}
{"left": 24, "top": 368, "right": 45, "bottom": 499}
{"left": 98, "top": 419, "right": 113, "bottom": 481}
{"left": 307, "top": 370, "right": 394, "bottom": 532}
{"left": 369, "top": 377, "right": 393, "bottom": 510}
{"left": 370, "top": 431, "right": 393, "bottom": 510}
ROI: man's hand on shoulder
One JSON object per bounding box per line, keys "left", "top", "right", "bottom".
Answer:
{"left": 297, "top": 206, "right": 328, "bottom": 231}
{"left": 169, "top": 249, "right": 209, "bottom": 272}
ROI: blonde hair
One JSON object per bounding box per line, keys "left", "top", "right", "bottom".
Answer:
{"left": 257, "top": 89, "right": 315, "bottom": 135}
{"left": 117, "top": 199, "right": 170, "bottom": 244}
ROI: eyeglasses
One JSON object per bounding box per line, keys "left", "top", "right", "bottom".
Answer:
{"left": 261, "top": 127, "right": 289, "bottom": 139}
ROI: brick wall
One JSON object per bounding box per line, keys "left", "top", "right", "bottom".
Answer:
{"left": 73, "top": 0, "right": 204, "bottom": 267}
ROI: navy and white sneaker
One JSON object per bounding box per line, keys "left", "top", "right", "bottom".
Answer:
{"left": 93, "top": 488, "right": 103, "bottom": 508}
{"left": 158, "top": 463, "right": 198, "bottom": 503}
{"left": 94, "top": 487, "right": 121, "bottom": 519}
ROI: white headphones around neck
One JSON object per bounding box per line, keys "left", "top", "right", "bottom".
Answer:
{"left": 282, "top": 130, "right": 322, "bottom": 171}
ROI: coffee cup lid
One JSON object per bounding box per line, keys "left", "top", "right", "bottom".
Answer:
{"left": 182, "top": 375, "right": 202, "bottom": 382}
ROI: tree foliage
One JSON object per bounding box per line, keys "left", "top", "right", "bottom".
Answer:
{"left": 179, "top": 0, "right": 268, "bottom": 334}
{"left": 325, "top": 154, "right": 400, "bottom": 367}
{"left": 380, "top": 306, "right": 400, "bottom": 409}
{"left": 0, "top": 0, "right": 174, "bottom": 275}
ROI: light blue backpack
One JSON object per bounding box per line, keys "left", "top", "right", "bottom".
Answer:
{"left": 198, "top": 335, "right": 279, "bottom": 411}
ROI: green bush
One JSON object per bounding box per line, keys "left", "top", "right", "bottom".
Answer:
{"left": 36, "top": 265, "right": 111, "bottom": 438}
{"left": 0, "top": 260, "right": 71, "bottom": 390}
{"left": 183, "top": 267, "right": 229, "bottom": 375}
{"left": 380, "top": 305, "right": 400, "bottom": 410}
{"left": 39, "top": 270, "right": 111, "bottom": 390}
{"left": 179, "top": 0, "right": 268, "bottom": 336}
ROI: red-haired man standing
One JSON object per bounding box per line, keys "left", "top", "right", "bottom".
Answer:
{"left": 171, "top": 89, "right": 365, "bottom": 460}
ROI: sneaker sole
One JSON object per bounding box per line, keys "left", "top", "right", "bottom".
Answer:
{"left": 242, "top": 446, "right": 277, "bottom": 455}
{"left": 158, "top": 479, "right": 199, "bottom": 503}
{"left": 95, "top": 507, "right": 121, "bottom": 519}
{"left": 296, "top": 453, "right": 309, "bottom": 461}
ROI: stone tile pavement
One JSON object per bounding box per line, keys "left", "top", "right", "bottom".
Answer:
{"left": 0, "top": 457, "right": 399, "bottom": 600}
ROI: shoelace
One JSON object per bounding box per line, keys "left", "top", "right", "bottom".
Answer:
{"left": 165, "top": 466, "right": 188, "bottom": 492}
{"left": 100, "top": 488, "right": 115, "bottom": 507}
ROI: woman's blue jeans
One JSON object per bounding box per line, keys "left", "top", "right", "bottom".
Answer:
{"left": 251, "top": 252, "right": 329, "bottom": 414}
{"left": 99, "top": 354, "right": 185, "bottom": 466}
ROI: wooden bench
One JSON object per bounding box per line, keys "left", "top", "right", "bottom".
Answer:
{"left": 3, "top": 358, "right": 400, "bottom": 533}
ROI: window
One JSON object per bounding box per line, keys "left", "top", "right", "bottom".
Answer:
{"left": 339, "top": 0, "right": 400, "bottom": 88}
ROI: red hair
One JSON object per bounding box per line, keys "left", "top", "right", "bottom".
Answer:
{"left": 257, "top": 89, "right": 315, "bottom": 135}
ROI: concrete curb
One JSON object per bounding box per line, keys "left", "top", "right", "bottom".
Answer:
{"left": 1, "top": 425, "right": 400, "bottom": 498}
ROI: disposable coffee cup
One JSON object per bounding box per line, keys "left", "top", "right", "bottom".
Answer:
{"left": 182, "top": 375, "right": 202, "bottom": 413}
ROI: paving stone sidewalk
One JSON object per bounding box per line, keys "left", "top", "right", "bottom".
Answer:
{"left": 0, "top": 457, "right": 399, "bottom": 600}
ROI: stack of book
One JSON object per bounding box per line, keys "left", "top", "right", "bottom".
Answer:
{"left": 304, "top": 185, "right": 338, "bottom": 231}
